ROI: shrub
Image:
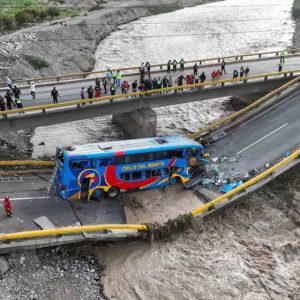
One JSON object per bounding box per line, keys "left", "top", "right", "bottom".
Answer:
{"left": 0, "top": 15, "right": 15, "bottom": 31}
{"left": 47, "top": 7, "right": 60, "bottom": 18}
{"left": 22, "top": 54, "right": 50, "bottom": 70}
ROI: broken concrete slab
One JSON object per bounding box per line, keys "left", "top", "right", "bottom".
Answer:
{"left": 34, "top": 216, "right": 56, "bottom": 230}
{"left": 0, "top": 256, "right": 9, "bottom": 275}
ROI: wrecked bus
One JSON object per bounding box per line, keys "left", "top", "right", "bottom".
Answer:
{"left": 53, "top": 136, "right": 207, "bottom": 201}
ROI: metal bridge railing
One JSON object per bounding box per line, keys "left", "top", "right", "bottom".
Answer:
{"left": 0, "top": 48, "right": 299, "bottom": 88}
{"left": 0, "top": 69, "right": 299, "bottom": 118}
{"left": 189, "top": 76, "right": 300, "bottom": 139}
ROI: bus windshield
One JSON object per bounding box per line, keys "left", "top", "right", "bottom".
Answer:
{"left": 53, "top": 136, "right": 207, "bottom": 201}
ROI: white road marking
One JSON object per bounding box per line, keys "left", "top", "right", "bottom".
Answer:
{"left": 236, "top": 123, "right": 288, "bottom": 155}
{"left": 7, "top": 196, "right": 51, "bottom": 201}
{"left": 241, "top": 95, "right": 295, "bottom": 127}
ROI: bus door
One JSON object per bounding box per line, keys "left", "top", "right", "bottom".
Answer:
{"left": 91, "top": 158, "right": 113, "bottom": 196}
{"left": 69, "top": 159, "right": 91, "bottom": 201}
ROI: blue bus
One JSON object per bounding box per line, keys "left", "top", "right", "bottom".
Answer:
{"left": 54, "top": 136, "right": 207, "bottom": 200}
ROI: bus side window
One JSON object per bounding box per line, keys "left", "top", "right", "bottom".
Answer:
{"left": 132, "top": 171, "right": 143, "bottom": 181}
{"left": 152, "top": 169, "right": 161, "bottom": 177}
{"left": 144, "top": 170, "right": 152, "bottom": 178}
{"left": 121, "top": 173, "right": 130, "bottom": 181}
{"left": 172, "top": 150, "right": 182, "bottom": 158}
{"left": 162, "top": 168, "right": 170, "bottom": 176}
{"left": 93, "top": 158, "right": 113, "bottom": 167}
{"left": 70, "top": 160, "right": 89, "bottom": 170}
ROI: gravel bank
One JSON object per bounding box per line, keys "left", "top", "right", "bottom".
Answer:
{"left": 0, "top": 245, "right": 109, "bottom": 300}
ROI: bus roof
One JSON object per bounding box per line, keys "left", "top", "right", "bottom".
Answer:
{"left": 65, "top": 136, "right": 203, "bottom": 157}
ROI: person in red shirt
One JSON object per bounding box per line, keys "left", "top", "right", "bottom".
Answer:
{"left": 94, "top": 86, "right": 101, "bottom": 98}
{"left": 3, "top": 196, "right": 12, "bottom": 217}
{"left": 211, "top": 70, "right": 216, "bottom": 85}
{"left": 215, "top": 69, "right": 222, "bottom": 83}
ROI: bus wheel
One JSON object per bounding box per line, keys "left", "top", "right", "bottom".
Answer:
{"left": 91, "top": 189, "right": 104, "bottom": 201}
{"left": 106, "top": 187, "right": 120, "bottom": 199}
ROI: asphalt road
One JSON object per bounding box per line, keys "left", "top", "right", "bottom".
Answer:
{"left": 0, "top": 175, "right": 126, "bottom": 234}
{"left": 209, "top": 86, "right": 300, "bottom": 178}
{"left": 1, "top": 56, "right": 300, "bottom": 108}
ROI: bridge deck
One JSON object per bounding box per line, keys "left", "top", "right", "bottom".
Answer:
{"left": 3, "top": 55, "right": 300, "bottom": 107}
{"left": 0, "top": 175, "right": 126, "bottom": 235}
{"left": 203, "top": 84, "right": 300, "bottom": 192}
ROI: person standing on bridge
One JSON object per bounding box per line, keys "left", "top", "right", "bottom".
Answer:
{"left": 200, "top": 71, "right": 206, "bottom": 84}
{"left": 146, "top": 62, "right": 151, "bottom": 76}
{"left": 30, "top": 81, "right": 36, "bottom": 100}
{"left": 167, "top": 60, "right": 171, "bottom": 73}
{"left": 51, "top": 87, "right": 59, "bottom": 104}
{"left": 12, "top": 85, "right": 21, "bottom": 100}
{"left": 0, "top": 95, "right": 5, "bottom": 111}
{"left": 172, "top": 59, "right": 177, "bottom": 72}
{"left": 221, "top": 59, "right": 226, "bottom": 74}
{"left": 80, "top": 87, "right": 85, "bottom": 101}
{"left": 195, "top": 73, "right": 200, "bottom": 89}
{"left": 280, "top": 50, "right": 285, "bottom": 63}
{"left": 87, "top": 86, "right": 94, "bottom": 99}
{"left": 105, "top": 69, "right": 112, "bottom": 85}
{"left": 15, "top": 96, "right": 23, "bottom": 113}
{"left": 116, "top": 70, "right": 122, "bottom": 87}
{"left": 112, "top": 69, "right": 118, "bottom": 85}
{"left": 94, "top": 85, "right": 101, "bottom": 98}
{"left": 102, "top": 77, "right": 107, "bottom": 94}
{"left": 278, "top": 61, "right": 283, "bottom": 72}
{"left": 233, "top": 69, "right": 238, "bottom": 79}
{"left": 193, "top": 63, "right": 198, "bottom": 76}
{"left": 3, "top": 196, "right": 12, "bottom": 217}
{"left": 5, "top": 90, "right": 15, "bottom": 110}
{"left": 245, "top": 67, "right": 250, "bottom": 77}
{"left": 132, "top": 80, "right": 138, "bottom": 96}
{"left": 6, "top": 77, "right": 13, "bottom": 90}
{"left": 168, "top": 76, "right": 173, "bottom": 88}
{"left": 239, "top": 66, "right": 245, "bottom": 77}
{"left": 95, "top": 77, "right": 101, "bottom": 88}
{"left": 176, "top": 74, "right": 185, "bottom": 91}
{"left": 180, "top": 58, "right": 185, "bottom": 72}
{"left": 110, "top": 83, "right": 116, "bottom": 97}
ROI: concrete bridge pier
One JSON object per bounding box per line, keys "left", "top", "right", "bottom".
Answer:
{"left": 112, "top": 108, "right": 157, "bottom": 138}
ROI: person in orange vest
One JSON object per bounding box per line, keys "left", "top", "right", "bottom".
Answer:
{"left": 3, "top": 196, "right": 12, "bottom": 217}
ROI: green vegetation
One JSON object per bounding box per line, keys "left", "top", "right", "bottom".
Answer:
{"left": 147, "top": 2, "right": 183, "bottom": 15}
{"left": 0, "top": 0, "right": 79, "bottom": 32}
{"left": 292, "top": 0, "right": 300, "bottom": 18}
{"left": 22, "top": 54, "right": 49, "bottom": 70}
{"left": 88, "top": 0, "right": 107, "bottom": 12}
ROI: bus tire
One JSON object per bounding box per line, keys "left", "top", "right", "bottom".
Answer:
{"left": 91, "top": 189, "right": 104, "bottom": 201}
{"left": 106, "top": 187, "right": 120, "bottom": 199}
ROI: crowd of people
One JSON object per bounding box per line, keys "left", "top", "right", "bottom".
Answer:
{"left": 0, "top": 51, "right": 287, "bottom": 112}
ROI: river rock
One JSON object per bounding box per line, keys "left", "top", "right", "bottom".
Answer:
{"left": 0, "top": 256, "right": 9, "bottom": 275}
